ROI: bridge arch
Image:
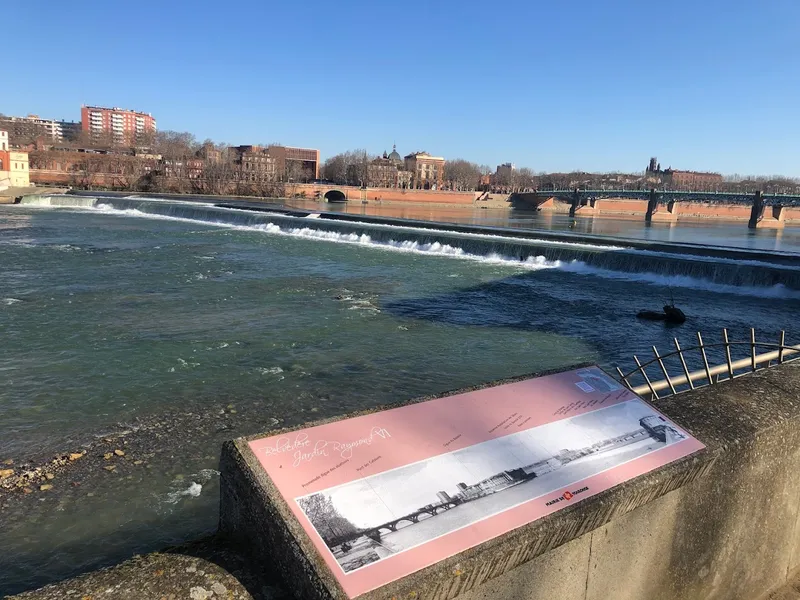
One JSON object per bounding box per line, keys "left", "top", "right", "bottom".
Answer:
{"left": 324, "top": 189, "right": 347, "bottom": 203}
{"left": 394, "top": 518, "right": 417, "bottom": 528}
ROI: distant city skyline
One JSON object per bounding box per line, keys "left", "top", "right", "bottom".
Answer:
{"left": 6, "top": 1, "right": 800, "bottom": 177}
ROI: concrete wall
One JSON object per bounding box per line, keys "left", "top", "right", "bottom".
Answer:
{"left": 291, "top": 183, "right": 478, "bottom": 205}
{"left": 528, "top": 197, "right": 800, "bottom": 223}
{"left": 459, "top": 360, "right": 800, "bottom": 600}
{"left": 9, "top": 151, "right": 29, "bottom": 187}
{"left": 13, "top": 361, "right": 800, "bottom": 599}
{"left": 219, "top": 360, "right": 800, "bottom": 600}
{"left": 590, "top": 199, "right": 649, "bottom": 214}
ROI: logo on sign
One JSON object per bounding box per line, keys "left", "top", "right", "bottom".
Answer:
{"left": 545, "top": 486, "right": 588, "bottom": 507}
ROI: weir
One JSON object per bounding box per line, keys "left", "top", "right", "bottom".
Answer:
{"left": 17, "top": 194, "right": 800, "bottom": 292}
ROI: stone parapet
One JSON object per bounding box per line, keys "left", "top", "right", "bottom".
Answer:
{"left": 217, "top": 361, "right": 800, "bottom": 599}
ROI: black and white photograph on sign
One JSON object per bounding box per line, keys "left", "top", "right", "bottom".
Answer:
{"left": 296, "top": 399, "right": 687, "bottom": 574}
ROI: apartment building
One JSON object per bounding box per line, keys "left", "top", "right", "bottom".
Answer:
{"left": 0, "top": 114, "right": 81, "bottom": 143}
{"left": 81, "top": 106, "right": 157, "bottom": 142}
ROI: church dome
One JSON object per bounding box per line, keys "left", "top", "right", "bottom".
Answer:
{"left": 388, "top": 144, "right": 401, "bottom": 162}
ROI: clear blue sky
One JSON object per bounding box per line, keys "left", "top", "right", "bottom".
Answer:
{"left": 5, "top": 0, "right": 800, "bottom": 176}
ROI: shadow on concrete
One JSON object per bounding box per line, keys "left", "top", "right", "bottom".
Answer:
{"left": 165, "top": 535, "right": 287, "bottom": 599}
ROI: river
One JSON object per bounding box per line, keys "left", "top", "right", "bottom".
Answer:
{"left": 1, "top": 195, "right": 799, "bottom": 595}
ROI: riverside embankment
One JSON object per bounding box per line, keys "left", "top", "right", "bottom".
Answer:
{"left": 13, "top": 359, "right": 800, "bottom": 600}
{"left": 2, "top": 195, "right": 800, "bottom": 596}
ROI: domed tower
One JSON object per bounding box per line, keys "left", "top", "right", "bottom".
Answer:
{"left": 387, "top": 144, "right": 402, "bottom": 166}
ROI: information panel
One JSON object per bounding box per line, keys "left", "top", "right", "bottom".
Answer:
{"left": 249, "top": 367, "right": 704, "bottom": 598}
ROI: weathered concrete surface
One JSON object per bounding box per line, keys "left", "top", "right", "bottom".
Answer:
{"left": 0, "top": 185, "right": 67, "bottom": 203}
{"left": 15, "top": 360, "right": 800, "bottom": 600}
{"left": 454, "top": 535, "right": 590, "bottom": 600}
{"left": 218, "top": 365, "right": 708, "bottom": 600}
{"left": 765, "top": 567, "right": 800, "bottom": 600}
{"left": 219, "top": 360, "right": 800, "bottom": 600}
{"left": 587, "top": 365, "right": 800, "bottom": 600}
{"left": 6, "top": 537, "right": 286, "bottom": 600}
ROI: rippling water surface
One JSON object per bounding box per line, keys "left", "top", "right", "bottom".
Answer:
{"left": 1, "top": 198, "right": 799, "bottom": 595}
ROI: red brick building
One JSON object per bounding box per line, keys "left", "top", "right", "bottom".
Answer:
{"left": 645, "top": 157, "right": 723, "bottom": 191}
{"left": 229, "top": 144, "right": 319, "bottom": 181}
{"left": 81, "top": 106, "right": 156, "bottom": 143}
{"left": 664, "top": 169, "right": 723, "bottom": 190}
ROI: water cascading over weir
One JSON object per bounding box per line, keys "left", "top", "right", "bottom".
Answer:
{"left": 18, "top": 194, "right": 800, "bottom": 293}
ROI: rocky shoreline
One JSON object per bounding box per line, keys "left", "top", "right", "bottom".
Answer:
{"left": 0, "top": 399, "right": 280, "bottom": 506}
{"left": 0, "top": 400, "right": 297, "bottom": 597}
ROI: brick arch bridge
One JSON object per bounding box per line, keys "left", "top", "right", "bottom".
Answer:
{"left": 322, "top": 188, "right": 347, "bottom": 203}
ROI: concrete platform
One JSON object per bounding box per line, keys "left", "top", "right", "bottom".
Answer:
{"left": 6, "top": 537, "right": 285, "bottom": 600}
{"left": 0, "top": 186, "right": 68, "bottom": 203}
{"left": 11, "top": 360, "right": 800, "bottom": 600}
{"left": 219, "top": 359, "right": 800, "bottom": 600}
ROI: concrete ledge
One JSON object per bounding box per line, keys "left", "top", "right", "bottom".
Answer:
{"left": 11, "top": 361, "right": 800, "bottom": 600}
{"left": 6, "top": 537, "right": 278, "bottom": 600}
{"left": 219, "top": 360, "right": 800, "bottom": 599}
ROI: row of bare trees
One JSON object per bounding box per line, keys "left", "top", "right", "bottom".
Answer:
{"left": 23, "top": 121, "right": 800, "bottom": 196}
{"left": 27, "top": 129, "right": 321, "bottom": 197}
{"left": 297, "top": 494, "right": 358, "bottom": 545}
{"left": 320, "top": 150, "right": 374, "bottom": 186}
{"left": 319, "top": 151, "right": 541, "bottom": 192}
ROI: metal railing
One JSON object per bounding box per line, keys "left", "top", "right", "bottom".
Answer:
{"left": 617, "top": 329, "right": 800, "bottom": 398}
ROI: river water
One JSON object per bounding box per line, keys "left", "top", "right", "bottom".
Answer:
{"left": 1, "top": 195, "right": 799, "bottom": 595}
{"left": 284, "top": 198, "right": 800, "bottom": 253}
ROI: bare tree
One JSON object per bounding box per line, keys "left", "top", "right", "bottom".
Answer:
{"left": 320, "top": 153, "right": 349, "bottom": 184}
{"left": 297, "top": 494, "right": 357, "bottom": 545}
{"left": 321, "top": 149, "right": 373, "bottom": 186}
{"left": 248, "top": 167, "right": 285, "bottom": 199}
{"left": 444, "top": 159, "right": 482, "bottom": 191}
{"left": 285, "top": 160, "right": 309, "bottom": 197}
{"left": 154, "top": 131, "right": 198, "bottom": 161}
{"left": 202, "top": 159, "right": 237, "bottom": 195}
{"left": 516, "top": 167, "right": 537, "bottom": 192}
{"left": 68, "top": 154, "right": 111, "bottom": 190}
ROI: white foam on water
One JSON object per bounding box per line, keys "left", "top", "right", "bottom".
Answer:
{"left": 2, "top": 298, "right": 22, "bottom": 305}
{"left": 196, "top": 468, "right": 220, "bottom": 480}
{"left": 526, "top": 261, "right": 800, "bottom": 299}
{"left": 161, "top": 469, "right": 218, "bottom": 506}
{"left": 164, "top": 482, "right": 203, "bottom": 504}
{"left": 61, "top": 201, "right": 800, "bottom": 299}
{"left": 0, "top": 239, "right": 38, "bottom": 248}
{"left": 256, "top": 366, "right": 284, "bottom": 377}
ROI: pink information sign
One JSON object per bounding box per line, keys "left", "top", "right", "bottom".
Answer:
{"left": 249, "top": 366, "right": 704, "bottom": 598}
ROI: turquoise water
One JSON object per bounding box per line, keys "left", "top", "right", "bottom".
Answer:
{"left": 1, "top": 197, "right": 799, "bottom": 595}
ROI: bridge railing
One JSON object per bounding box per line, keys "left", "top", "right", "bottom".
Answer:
{"left": 537, "top": 189, "right": 800, "bottom": 205}
{"left": 617, "top": 328, "right": 800, "bottom": 398}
